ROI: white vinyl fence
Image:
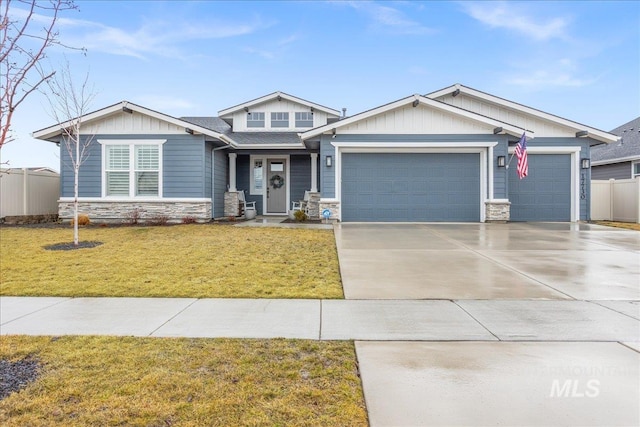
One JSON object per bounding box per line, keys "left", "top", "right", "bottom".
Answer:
{"left": 591, "top": 178, "right": 640, "bottom": 223}
{"left": 0, "top": 168, "right": 60, "bottom": 218}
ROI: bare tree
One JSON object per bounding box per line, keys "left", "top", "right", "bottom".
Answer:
{"left": 1, "top": 0, "right": 77, "bottom": 150}
{"left": 45, "top": 60, "right": 95, "bottom": 245}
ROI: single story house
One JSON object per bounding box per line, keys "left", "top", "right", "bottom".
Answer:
{"left": 33, "top": 84, "right": 618, "bottom": 223}
{"left": 591, "top": 116, "right": 640, "bottom": 180}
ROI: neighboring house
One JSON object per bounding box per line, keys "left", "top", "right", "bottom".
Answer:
{"left": 591, "top": 117, "right": 640, "bottom": 180}
{"left": 33, "top": 84, "right": 618, "bottom": 223}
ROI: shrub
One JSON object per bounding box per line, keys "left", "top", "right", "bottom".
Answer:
{"left": 125, "top": 208, "right": 145, "bottom": 225}
{"left": 148, "top": 215, "right": 169, "bottom": 226}
{"left": 293, "top": 210, "right": 307, "bottom": 222}
{"left": 70, "top": 214, "right": 90, "bottom": 226}
{"left": 182, "top": 216, "right": 197, "bottom": 224}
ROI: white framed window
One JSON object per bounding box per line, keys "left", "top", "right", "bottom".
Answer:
{"left": 100, "top": 139, "right": 165, "bottom": 198}
{"left": 271, "top": 112, "right": 289, "bottom": 128}
{"left": 295, "top": 112, "right": 314, "bottom": 127}
{"left": 250, "top": 156, "right": 264, "bottom": 195}
{"left": 633, "top": 162, "right": 640, "bottom": 178}
{"left": 247, "top": 112, "right": 265, "bottom": 128}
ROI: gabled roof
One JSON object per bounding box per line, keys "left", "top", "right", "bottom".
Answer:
{"left": 426, "top": 84, "right": 617, "bottom": 144}
{"left": 218, "top": 91, "right": 341, "bottom": 117}
{"left": 591, "top": 116, "right": 640, "bottom": 165}
{"left": 300, "top": 94, "right": 531, "bottom": 141}
{"left": 32, "top": 101, "right": 232, "bottom": 144}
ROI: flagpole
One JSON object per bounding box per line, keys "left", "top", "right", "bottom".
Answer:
{"left": 505, "top": 152, "right": 517, "bottom": 170}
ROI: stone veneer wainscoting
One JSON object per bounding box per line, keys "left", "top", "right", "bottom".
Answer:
{"left": 58, "top": 201, "right": 211, "bottom": 223}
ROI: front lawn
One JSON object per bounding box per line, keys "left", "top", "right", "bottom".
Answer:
{"left": 0, "top": 336, "right": 367, "bottom": 426}
{"left": 0, "top": 225, "right": 343, "bottom": 298}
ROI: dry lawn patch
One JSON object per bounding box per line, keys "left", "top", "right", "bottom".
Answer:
{"left": 592, "top": 221, "right": 640, "bottom": 231}
{"left": 0, "top": 225, "right": 343, "bottom": 298}
{"left": 0, "top": 336, "right": 367, "bottom": 426}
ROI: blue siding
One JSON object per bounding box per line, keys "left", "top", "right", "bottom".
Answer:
{"left": 493, "top": 136, "right": 510, "bottom": 199}
{"left": 204, "top": 142, "right": 212, "bottom": 199}
{"left": 163, "top": 135, "right": 206, "bottom": 197}
{"left": 290, "top": 155, "right": 312, "bottom": 203}
{"left": 213, "top": 149, "right": 228, "bottom": 218}
{"left": 61, "top": 134, "right": 206, "bottom": 198}
{"left": 320, "top": 135, "right": 336, "bottom": 198}
{"left": 592, "top": 162, "right": 631, "bottom": 180}
{"left": 60, "top": 135, "right": 102, "bottom": 197}
{"left": 342, "top": 153, "right": 481, "bottom": 222}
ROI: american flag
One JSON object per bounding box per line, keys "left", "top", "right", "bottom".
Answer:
{"left": 514, "top": 132, "right": 528, "bottom": 179}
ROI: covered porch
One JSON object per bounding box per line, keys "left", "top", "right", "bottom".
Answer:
{"left": 221, "top": 151, "right": 321, "bottom": 219}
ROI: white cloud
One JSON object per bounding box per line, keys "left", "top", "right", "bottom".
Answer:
{"left": 463, "top": 1, "right": 569, "bottom": 41}
{"left": 10, "top": 6, "right": 269, "bottom": 60}
{"left": 347, "top": 1, "right": 435, "bottom": 35}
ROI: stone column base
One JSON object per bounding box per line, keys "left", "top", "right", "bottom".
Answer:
{"left": 319, "top": 199, "right": 340, "bottom": 222}
{"left": 224, "top": 191, "right": 240, "bottom": 217}
{"left": 485, "top": 200, "right": 511, "bottom": 222}
{"left": 306, "top": 192, "right": 321, "bottom": 219}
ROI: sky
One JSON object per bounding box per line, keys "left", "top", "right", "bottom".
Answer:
{"left": 3, "top": 0, "right": 639, "bottom": 172}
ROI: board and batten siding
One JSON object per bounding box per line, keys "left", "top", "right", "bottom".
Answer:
{"left": 591, "top": 162, "right": 632, "bottom": 180}
{"left": 213, "top": 149, "right": 228, "bottom": 218}
{"left": 60, "top": 134, "right": 207, "bottom": 198}
{"left": 82, "top": 110, "right": 188, "bottom": 135}
{"left": 434, "top": 93, "right": 577, "bottom": 138}
{"left": 337, "top": 104, "right": 498, "bottom": 135}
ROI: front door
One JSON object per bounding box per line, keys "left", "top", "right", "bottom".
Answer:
{"left": 266, "top": 159, "right": 287, "bottom": 213}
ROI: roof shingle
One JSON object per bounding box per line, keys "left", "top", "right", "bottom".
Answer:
{"left": 591, "top": 117, "right": 640, "bottom": 162}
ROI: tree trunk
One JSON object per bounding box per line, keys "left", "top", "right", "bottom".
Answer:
{"left": 74, "top": 137, "right": 79, "bottom": 246}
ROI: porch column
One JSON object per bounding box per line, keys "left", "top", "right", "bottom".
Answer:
{"left": 228, "top": 153, "right": 237, "bottom": 192}
{"left": 310, "top": 152, "right": 318, "bottom": 192}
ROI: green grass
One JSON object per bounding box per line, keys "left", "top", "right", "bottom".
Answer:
{"left": 0, "top": 336, "right": 367, "bottom": 426}
{"left": 0, "top": 225, "right": 343, "bottom": 298}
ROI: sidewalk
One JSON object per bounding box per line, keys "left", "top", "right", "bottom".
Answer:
{"left": 1, "top": 296, "right": 638, "bottom": 343}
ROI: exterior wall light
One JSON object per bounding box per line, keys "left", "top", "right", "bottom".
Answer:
{"left": 497, "top": 156, "right": 506, "bottom": 167}
{"left": 581, "top": 158, "right": 590, "bottom": 169}
{"left": 326, "top": 155, "right": 333, "bottom": 167}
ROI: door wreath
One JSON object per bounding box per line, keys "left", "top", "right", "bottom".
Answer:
{"left": 270, "top": 174, "right": 285, "bottom": 189}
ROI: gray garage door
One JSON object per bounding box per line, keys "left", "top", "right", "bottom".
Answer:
{"left": 509, "top": 154, "right": 571, "bottom": 221}
{"left": 342, "top": 153, "right": 480, "bottom": 222}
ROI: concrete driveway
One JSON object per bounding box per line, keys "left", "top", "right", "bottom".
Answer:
{"left": 335, "top": 222, "right": 640, "bottom": 300}
{"left": 336, "top": 222, "right": 640, "bottom": 426}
